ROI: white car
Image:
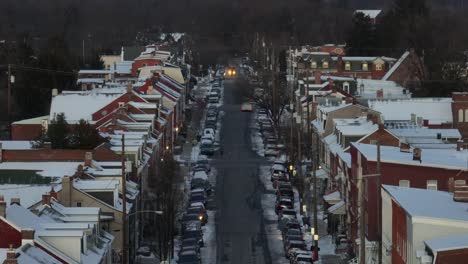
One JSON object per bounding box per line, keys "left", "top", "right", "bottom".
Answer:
{"left": 203, "top": 128, "right": 215, "bottom": 137}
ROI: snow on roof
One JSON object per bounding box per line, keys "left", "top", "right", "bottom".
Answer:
{"left": 0, "top": 141, "right": 33, "bottom": 150}
{"left": 368, "top": 98, "right": 453, "bottom": 125}
{"left": 11, "top": 115, "right": 49, "bottom": 125}
{"left": 425, "top": 234, "right": 468, "bottom": 252}
{"left": 354, "top": 143, "right": 468, "bottom": 170}
{"left": 323, "top": 191, "right": 341, "bottom": 202}
{"left": 0, "top": 184, "right": 61, "bottom": 209}
{"left": 382, "top": 51, "right": 410, "bottom": 81}
{"left": 49, "top": 200, "right": 100, "bottom": 215}
{"left": 7, "top": 204, "right": 50, "bottom": 230}
{"left": 320, "top": 75, "right": 354, "bottom": 81}
{"left": 389, "top": 128, "right": 461, "bottom": 139}
{"left": 50, "top": 91, "right": 123, "bottom": 123}
{"left": 0, "top": 162, "right": 81, "bottom": 178}
{"left": 356, "top": 79, "right": 409, "bottom": 98}
{"left": 17, "top": 243, "right": 62, "bottom": 264}
{"left": 128, "top": 101, "right": 157, "bottom": 109}
{"left": 130, "top": 114, "right": 155, "bottom": 121}
{"left": 76, "top": 78, "right": 105, "bottom": 84}
{"left": 319, "top": 103, "right": 352, "bottom": 114}
{"left": 324, "top": 134, "right": 352, "bottom": 166}
{"left": 383, "top": 185, "right": 468, "bottom": 222}
{"left": 334, "top": 118, "right": 378, "bottom": 136}
{"left": 78, "top": 70, "right": 112, "bottom": 74}
{"left": 73, "top": 179, "right": 119, "bottom": 190}
{"left": 354, "top": 9, "right": 382, "bottom": 19}
{"left": 328, "top": 200, "right": 345, "bottom": 215}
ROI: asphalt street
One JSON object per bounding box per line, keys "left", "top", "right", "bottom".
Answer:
{"left": 214, "top": 76, "right": 270, "bottom": 264}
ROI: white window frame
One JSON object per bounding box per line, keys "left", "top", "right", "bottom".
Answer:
{"left": 455, "top": 180, "right": 466, "bottom": 186}
{"left": 399, "top": 180, "right": 410, "bottom": 187}
{"left": 376, "top": 64, "right": 383, "bottom": 71}
{"left": 311, "top": 61, "right": 317, "bottom": 69}
{"left": 322, "top": 61, "right": 329, "bottom": 69}
{"left": 427, "top": 180, "right": 438, "bottom": 190}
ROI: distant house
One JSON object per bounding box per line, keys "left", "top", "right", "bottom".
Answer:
{"left": 354, "top": 10, "right": 382, "bottom": 25}
{"left": 382, "top": 185, "right": 468, "bottom": 264}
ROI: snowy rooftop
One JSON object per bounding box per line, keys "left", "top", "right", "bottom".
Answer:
{"left": 334, "top": 117, "right": 377, "bottom": 136}
{"left": 324, "top": 134, "right": 351, "bottom": 166}
{"left": 73, "top": 179, "right": 119, "bottom": 190}
{"left": 384, "top": 185, "right": 468, "bottom": 222}
{"left": 389, "top": 128, "right": 461, "bottom": 139}
{"left": 78, "top": 70, "right": 112, "bottom": 74}
{"left": 0, "top": 184, "right": 61, "bottom": 209}
{"left": 128, "top": 101, "right": 157, "bottom": 109}
{"left": 11, "top": 115, "right": 49, "bottom": 125}
{"left": 368, "top": 98, "right": 453, "bottom": 125}
{"left": 382, "top": 51, "right": 410, "bottom": 81}
{"left": 50, "top": 91, "right": 123, "bottom": 123}
{"left": 0, "top": 141, "right": 33, "bottom": 150}
{"left": 0, "top": 162, "right": 81, "bottom": 178}
{"left": 319, "top": 103, "right": 352, "bottom": 114}
{"left": 355, "top": 143, "right": 468, "bottom": 170}
{"left": 356, "top": 79, "right": 410, "bottom": 99}
{"left": 425, "top": 234, "right": 468, "bottom": 253}
{"left": 354, "top": 10, "right": 382, "bottom": 19}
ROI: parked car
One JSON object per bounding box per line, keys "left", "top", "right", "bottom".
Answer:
{"left": 278, "top": 208, "right": 297, "bottom": 221}
{"left": 187, "top": 206, "right": 208, "bottom": 224}
{"left": 283, "top": 228, "right": 303, "bottom": 241}
{"left": 275, "top": 198, "right": 294, "bottom": 214}
{"left": 281, "top": 219, "right": 302, "bottom": 232}
{"left": 284, "top": 240, "right": 307, "bottom": 258}
{"left": 178, "top": 250, "right": 201, "bottom": 264}
{"left": 182, "top": 222, "right": 204, "bottom": 247}
{"left": 271, "top": 164, "right": 287, "bottom": 182}
{"left": 291, "top": 253, "right": 313, "bottom": 264}
{"left": 277, "top": 188, "right": 294, "bottom": 201}
{"left": 191, "top": 178, "right": 212, "bottom": 195}
{"left": 200, "top": 141, "right": 215, "bottom": 156}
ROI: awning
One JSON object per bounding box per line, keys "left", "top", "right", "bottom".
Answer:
{"left": 328, "top": 200, "right": 345, "bottom": 215}
{"left": 323, "top": 190, "right": 341, "bottom": 204}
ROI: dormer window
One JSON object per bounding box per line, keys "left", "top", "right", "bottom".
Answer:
{"left": 362, "top": 62, "right": 369, "bottom": 71}
{"left": 311, "top": 61, "right": 317, "bottom": 69}
{"left": 376, "top": 63, "right": 383, "bottom": 71}
{"left": 345, "top": 62, "right": 351, "bottom": 71}
{"left": 322, "top": 61, "right": 329, "bottom": 69}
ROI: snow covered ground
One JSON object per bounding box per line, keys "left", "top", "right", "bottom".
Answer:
{"left": 200, "top": 210, "right": 216, "bottom": 264}
{"left": 250, "top": 112, "right": 265, "bottom": 157}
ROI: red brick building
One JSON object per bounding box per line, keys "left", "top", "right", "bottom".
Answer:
{"left": 349, "top": 143, "right": 468, "bottom": 254}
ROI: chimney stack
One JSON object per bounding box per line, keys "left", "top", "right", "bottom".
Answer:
{"left": 399, "top": 142, "right": 411, "bottom": 153}
{"left": 10, "top": 198, "right": 20, "bottom": 206}
{"left": 21, "top": 229, "right": 35, "bottom": 240}
{"left": 84, "top": 152, "right": 93, "bottom": 167}
{"left": 457, "top": 140, "right": 465, "bottom": 151}
{"left": 3, "top": 245, "right": 17, "bottom": 264}
{"left": 413, "top": 148, "right": 422, "bottom": 162}
{"left": 453, "top": 184, "right": 468, "bottom": 202}
{"left": 50, "top": 187, "right": 58, "bottom": 200}
{"left": 314, "top": 71, "right": 321, "bottom": 84}
{"left": 41, "top": 193, "right": 51, "bottom": 206}
{"left": 0, "top": 195, "right": 6, "bottom": 218}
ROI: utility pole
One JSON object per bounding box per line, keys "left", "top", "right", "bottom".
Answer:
{"left": 7, "top": 64, "right": 12, "bottom": 123}
{"left": 121, "top": 134, "right": 128, "bottom": 264}
{"left": 313, "top": 130, "right": 319, "bottom": 259}
{"left": 377, "top": 141, "right": 382, "bottom": 264}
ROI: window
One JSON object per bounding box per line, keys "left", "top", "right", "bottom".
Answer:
{"left": 399, "top": 180, "right": 410, "bottom": 187}
{"left": 76, "top": 202, "right": 82, "bottom": 207}
{"left": 465, "top": 109, "right": 468, "bottom": 122}
{"left": 369, "top": 139, "right": 378, "bottom": 145}
{"left": 311, "top": 61, "right": 317, "bottom": 69}
{"left": 459, "top": 109, "right": 464, "bottom": 123}
{"left": 322, "top": 61, "right": 329, "bottom": 69}
{"left": 362, "top": 63, "right": 369, "bottom": 71}
{"left": 427, "top": 180, "right": 438, "bottom": 190}
{"left": 345, "top": 62, "right": 351, "bottom": 71}
{"left": 455, "top": 180, "right": 466, "bottom": 186}
{"left": 376, "top": 64, "right": 383, "bottom": 71}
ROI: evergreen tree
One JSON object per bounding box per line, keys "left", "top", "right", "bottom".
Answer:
{"left": 69, "top": 119, "right": 105, "bottom": 149}
{"left": 47, "top": 113, "right": 69, "bottom": 149}
{"left": 346, "top": 12, "right": 376, "bottom": 56}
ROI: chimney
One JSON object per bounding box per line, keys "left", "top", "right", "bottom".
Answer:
{"left": 413, "top": 148, "right": 422, "bottom": 162}
{"left": 376, "top": 89, "right": 384, "bottom": 99}
{"left": 453, "top": 184, "right": 468, "bottom": 202}
{"left": 378, "top": 123, "right": 385, "bottom": 131}
{"left": 84, "top": 152, "right": 93, "bottom": 167}
{"left": 0, "top": 195, "right": 6, "bottom": 218}
{"left": 400, "top": 142, "right": 411, "bottom": 153}
{"left": 41, "top": 193, "right": 51, "bottom": 206}
{"left": 337, "top": 56, "right": 343, "bottom": 74}
{"left": 21, "top": 229, "right": 35, "bottom": 240}
{"left": 457, "top": 140, "right": 465, "bottom": 151}
{"left": 314, "top": 71, "right": 321, "bottom": 84}
{"left": 51, "top": 88, "right": 58, "bottom": 97}
{"left": 10, "top": 198, "right": 20, "bottom": 206}
{"left": 3, "top": 246, "right": 17, "bottom": 264}
{"left": 61, "top": 176, "right": 72, "bottom": 206}
{"left": 126, "top": 83, "right": 133, "bottom": 93}
{"left": 50, "top": 187, "right": 57, "bottom": 200}
{"left": 43, "top": 142, "right": 51, "bottom": 150}
{"left": 448, "top": 177, "right": 455, "bottom": 193}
